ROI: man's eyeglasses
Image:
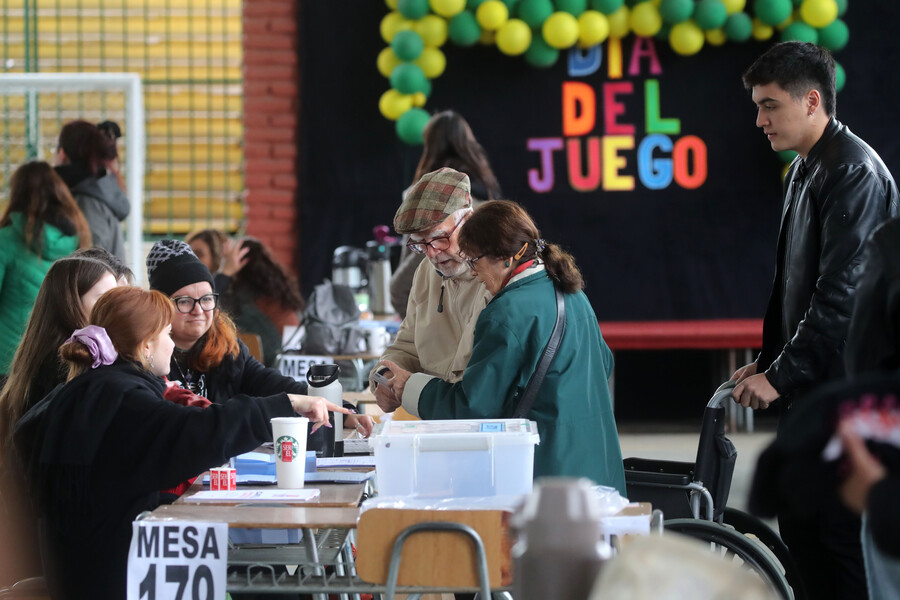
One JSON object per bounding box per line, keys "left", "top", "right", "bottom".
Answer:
{"left": 172, "top": 293, "right": 219, "bottom": 314}
{"left": 406, "top": 220, "right": 462, "bottom": 254}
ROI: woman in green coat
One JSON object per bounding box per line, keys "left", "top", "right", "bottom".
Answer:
{"left": 378, "top": 200, "right": 626, "bottom": 494}
{"left": 0, "top": 161, "right": 91, "bottom": 376}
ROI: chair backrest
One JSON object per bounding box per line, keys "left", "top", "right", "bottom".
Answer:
{"left": 237, "top": 331, "right": 264, "bottom": 363}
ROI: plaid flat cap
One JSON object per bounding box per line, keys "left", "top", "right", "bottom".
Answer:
{"left": 394, "top": 167, "right": 471, "bottom": 234}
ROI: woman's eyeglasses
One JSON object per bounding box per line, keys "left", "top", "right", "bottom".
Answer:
{"left": 457, "top": 252, "right": 485, "bottom": 271}
{"left": 172, "top": 293, "right": 219, "bottom": 314}
{"left": 406, "top": 220, "right": 462, "bottom": 254}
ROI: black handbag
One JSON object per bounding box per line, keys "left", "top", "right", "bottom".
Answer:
{"left": 512, "top": 287, "right": 566, "bottom": 418}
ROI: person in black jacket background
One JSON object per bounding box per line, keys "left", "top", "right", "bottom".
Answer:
{"left": 733, "top": 42, "right": 900, "bottom": 599}
{"left": 14, "top": 286, "right": 345, "bottom": 600}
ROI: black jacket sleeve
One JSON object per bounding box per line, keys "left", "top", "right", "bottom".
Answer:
{"left": 104, "top": 387, "right": 294, "bottom": 491}
{"left": 766, "top": 165, "right": 896, "bottom": 394}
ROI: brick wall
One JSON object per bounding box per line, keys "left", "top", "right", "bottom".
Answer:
{"left": 242, "top": 0, "right": 300, "bottom": 273}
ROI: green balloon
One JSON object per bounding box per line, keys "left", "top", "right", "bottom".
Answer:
{"left": 391, "top": 30, "right": 425, "bottom": 61}
{"left": 781, "top": 22, "right": 818, "bottom": 43}
{"left": 818, "top": 19, "right": 848, "bottom": 52}
{"left": 555, "top": 0, "right": 587, "bottom": 16}
{"left": 589, "top": 0, "right": 624, "bottom": 15}
{"left": 624, "top": 0, "right": 642, "bottom": 6}
{"left": 519, "top": 0, "right": 554, "bottom": 27}
{"left": 525, "top": 36, "right": 559, "bottom": 67}
{"left": 398, "top": 0, "right": 430, "bottom": 20}
{"left": 723, "top": 12, "right": 752, "bottom": 42}
{"left": 659, "top": 0, "right": 693, "bottom": 25}
{"left": 467, "top": 0, "right": 486, "bottom": 8}
{"left": 835, "top": 0, "right": 847, "bottom": 16}
{"left": 754, "top": 0, "right": 792, "bottom": 26}
{"left": 693, "top": 0, "right": 726, "bottom": 29}
{"left": 777, "top": 149, "right": 798, "bottom": 163}
{"left": 397, "top": 108, "right": 431, "bottom": 145}
{"left": 421, "top": 77, "right": 432, "bottom": 97}
{"left": 390, "top": 63, "right": 428, "bottom": 94}
{"left": 502, "top": 0, "right": 520, "bottom": 10}
{"left": 835, "top": 61, "right": 846, "bottom": 92}
{"left": 448, "top": 11, "right": 482, "bottom": 46}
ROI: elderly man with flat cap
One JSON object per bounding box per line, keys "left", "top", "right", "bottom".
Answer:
{"left": 370, "top": 168, "right": 491, "bottom": 411}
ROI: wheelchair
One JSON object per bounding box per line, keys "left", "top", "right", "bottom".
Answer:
{"left": 623, "top": 381, "right": 805, "bottom": 600}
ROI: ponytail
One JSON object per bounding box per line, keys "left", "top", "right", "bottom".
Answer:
{"left": 541, "top": 243, "right": 583, "bottom": 294}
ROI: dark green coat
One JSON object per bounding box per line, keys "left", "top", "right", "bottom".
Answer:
{"left": 415, "top": 268, "right": 626, "bottom": 494}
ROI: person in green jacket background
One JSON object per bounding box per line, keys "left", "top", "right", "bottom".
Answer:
{"left": 0, "top": 161, "right": 91, "bottom": 376}
{"left": 377, "top": 200, "right": 626, "bottom": 494}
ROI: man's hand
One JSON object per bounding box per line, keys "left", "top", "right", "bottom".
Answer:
{"left": 839, "top": 419, "right": 887, "bottom": 514}
{"left": 732, "top": 373, "right": 779, "bottom": 410}
{"left": 731, "top": 361, "right": 758, "bottom": 384}
{"left": 373, "top": 381, "right": 401, "bottom": 413}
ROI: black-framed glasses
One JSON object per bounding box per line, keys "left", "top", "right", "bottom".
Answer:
{"left": 406, "top": 220, "right": 462, "bottom": 254}
{"left": 172, "top": 293, "right": 219, "bottom": 314}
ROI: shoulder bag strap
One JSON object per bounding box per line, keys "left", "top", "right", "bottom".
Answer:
{"left": 512, "top": 287, "right": 566, "bottom": 418}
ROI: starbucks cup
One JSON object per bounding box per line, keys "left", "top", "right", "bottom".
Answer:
{"left": 271, "top": 417, "right": 309, "bottom": 488}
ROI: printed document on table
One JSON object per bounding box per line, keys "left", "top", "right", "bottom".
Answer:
{"left": 184, "top": 489, "right": 321, "bottom": 503}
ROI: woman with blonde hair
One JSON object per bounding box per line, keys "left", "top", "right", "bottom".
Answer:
{"left": 14, "top": 286, "right": 346, "bottom": 600}
{"left": 0, "top": 161, "right": 91, "bottom": 377}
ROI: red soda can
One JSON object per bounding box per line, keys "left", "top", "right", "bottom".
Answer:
{"left": 210, "top": 468, "right": 222, "bottom": 491}
{"left": 224, "top": 468, "right": 237, "bottom": 490}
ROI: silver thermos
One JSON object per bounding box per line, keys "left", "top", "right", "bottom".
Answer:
{"left": 367, "top": 240, "right": 394, "bottom": 315}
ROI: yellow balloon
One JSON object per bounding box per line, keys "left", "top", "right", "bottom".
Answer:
{"left": 669, "top": 20, "right": 704, "bottom": 55}
{"left": 379, "top": 89, "right": 414, "bottom": 121}
{"left": 429, "top": 0, "right": 466, "bottom": 18}
{"left": 543, "top": 11, "right": 579, "bottom": 49}
{"left": 705, "top": 28, "right": 726, "bottom": 46}
{"left": 721, "top": 0, "right": 746, "bottom": 14}
{"left": 496, "top": 19, "right": 532, "bottom": 55}
{"left": 607, "top": 6, "right": 631, "bottom": 39}
{"left": 381, "top": 11, "right": 414, "bottom": 43}
{"left": 415, "top": 14, "right": 449, "bottom": 47}
{"left": 752, "top": 17, "right": 774, "bottom": 40}
{"left": 412, "top": 92, "right": 428, "bottom": 108}
{"left": 800, "top": 0, "right": 838, "bottom": 28}
{"left": 577, "top": 11, "right": 610, "bottom": 48}
{"left": 385, "top": 0, "right": 398, "bottom": 9}
{"left": 377, "top": 47, "right": 402, "bottom": 78}
{"left": 476, "top": 0, "right": 509, "bottom": 31}
{"left": 630, "top": 2, "right": 662, "bottom": 37}
{"left": 414, "top": 46, "right": 447, "bottom": 78}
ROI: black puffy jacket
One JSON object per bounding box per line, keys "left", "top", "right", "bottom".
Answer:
{"left": 758, "top": 118, "right": 900, "bottom": 398}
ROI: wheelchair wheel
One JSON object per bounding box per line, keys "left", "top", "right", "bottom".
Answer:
{"left": 722, "top": 508, "right": 807, "bottom": 600}
{"left": 665, "top": 518, "right": 793, "bottom": 600}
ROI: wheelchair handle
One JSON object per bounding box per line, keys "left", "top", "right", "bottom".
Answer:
{"left": 708, "top": 380, "right": 737, "bottom": 409}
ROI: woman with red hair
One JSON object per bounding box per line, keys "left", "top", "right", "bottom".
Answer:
{"left": 14, "top": 286, "right": 345, "bottom": 600}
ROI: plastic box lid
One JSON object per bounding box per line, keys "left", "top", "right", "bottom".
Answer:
{"left": 371, "top": 418, "right": 540, "bottom": 450}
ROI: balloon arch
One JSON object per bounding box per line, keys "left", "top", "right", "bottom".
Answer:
{"left": 377, "top": 0, "right": 850, "bottom": 154}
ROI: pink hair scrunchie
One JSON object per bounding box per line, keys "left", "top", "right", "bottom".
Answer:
{"left": 65, "top": 325, "right": 118, "bottom": 369}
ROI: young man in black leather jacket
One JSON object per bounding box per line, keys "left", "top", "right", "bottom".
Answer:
{"left": 734, "top": 42, "right": 900, "bottom": 600}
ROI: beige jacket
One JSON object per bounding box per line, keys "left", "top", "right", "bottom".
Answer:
{"left": 370, "top": 257, "right": 491, "bottom": 387}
